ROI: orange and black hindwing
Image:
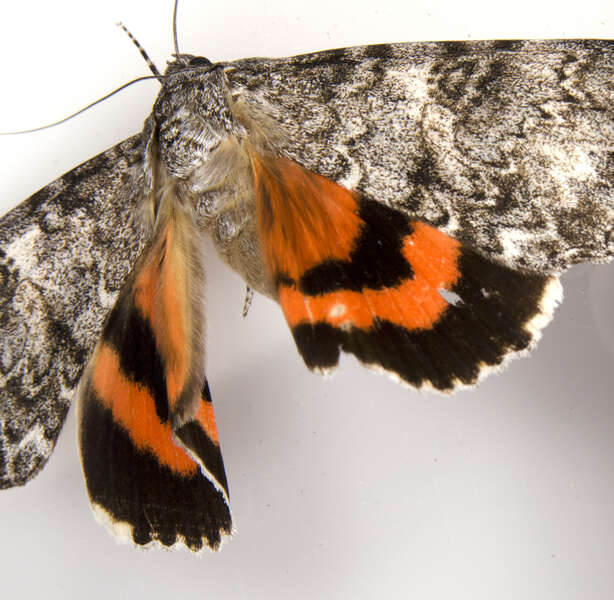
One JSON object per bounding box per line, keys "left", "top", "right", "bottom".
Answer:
{"left": 77, "top": 206, "right": 231, "bottom": 552}
{"left": 252, "top": 154, "right": 562, "bottom": 391}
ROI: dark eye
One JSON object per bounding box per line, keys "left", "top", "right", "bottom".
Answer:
{"left": 189, "top": 57, "right": 212, "bottom": 67}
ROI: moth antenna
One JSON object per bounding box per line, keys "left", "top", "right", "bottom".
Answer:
{"left": 117, "top": 22, "right": 162, "bottom": 79}
{"left": 173, "top": 0, "right": 181, "bottom": 57}
{"left": 0, "top": 76, "right": 161, "bottom": 135}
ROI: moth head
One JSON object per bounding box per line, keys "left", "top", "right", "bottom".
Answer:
{"left": 147, "top": 59, "right": 246, "bottom": 181}
{"left": 164, "top": 54, "right": 213, "bottom": 75}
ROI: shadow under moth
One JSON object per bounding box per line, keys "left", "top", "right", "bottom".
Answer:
{"left": 1, "top": 20, "right": 613, "bottom": 553}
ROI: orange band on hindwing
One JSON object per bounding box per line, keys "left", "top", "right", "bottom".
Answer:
{"left": 133, "top": 224, "right": 189, "bottom": 410}
{"left": 402, "top": 222, "right": 461, "bottom": 291}
{"left": 195, "top": 399, "right": 220, "bottom": 445}
{"left": 278, "top": 222, "right": 461, "bottom": 331}
{"left": 78, "top": 225, "right": 231, "bottom": 550}
{"left": 90, "top": 343, "right": 197, "bottom": 475}
{"left": 252, "top": 154, "right": 362, "bottom": 281}
{"left": 252, "top": 153, "right": 461, "bottom": 333}
{"left": 252, "top": 153, "right": 555, "bottom": 391}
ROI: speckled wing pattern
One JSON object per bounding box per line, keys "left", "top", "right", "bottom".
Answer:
{"left": 0, "top": 136, "right": 146, "bottom": 489}
{"left": 199, "top": 39, "right": 613, "bottom": 391}
{"left": 226, "top": 40, "right": 614, "bottom": 274}
{"left": 1, "top": 37, "right": 613, "bottom": 552}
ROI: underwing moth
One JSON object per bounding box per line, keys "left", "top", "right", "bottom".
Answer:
{"left": 1, "top": 4, "right": 613, "bottom": 555}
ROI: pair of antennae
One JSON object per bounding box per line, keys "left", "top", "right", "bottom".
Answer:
{"left": 1, "top": 0, "right": 183, "bottom": 136}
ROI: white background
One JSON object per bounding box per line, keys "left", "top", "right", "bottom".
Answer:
{"left": 1, "top": 1, "right": 613, "bottom": 598}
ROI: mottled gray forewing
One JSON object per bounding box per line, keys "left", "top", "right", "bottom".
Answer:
{"left": 228, "top": 39, "right": 614, "bottom": 273}
{"left": 0, "top": 135, "right": 146, "bottom": 488}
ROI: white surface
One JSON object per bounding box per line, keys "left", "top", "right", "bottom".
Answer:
{"left": 1, "top": 1, "right": 613, "bottom": 598}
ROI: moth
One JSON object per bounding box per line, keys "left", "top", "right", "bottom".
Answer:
{"left": 1, "top": 9, "right": 613, "bottom": 554}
